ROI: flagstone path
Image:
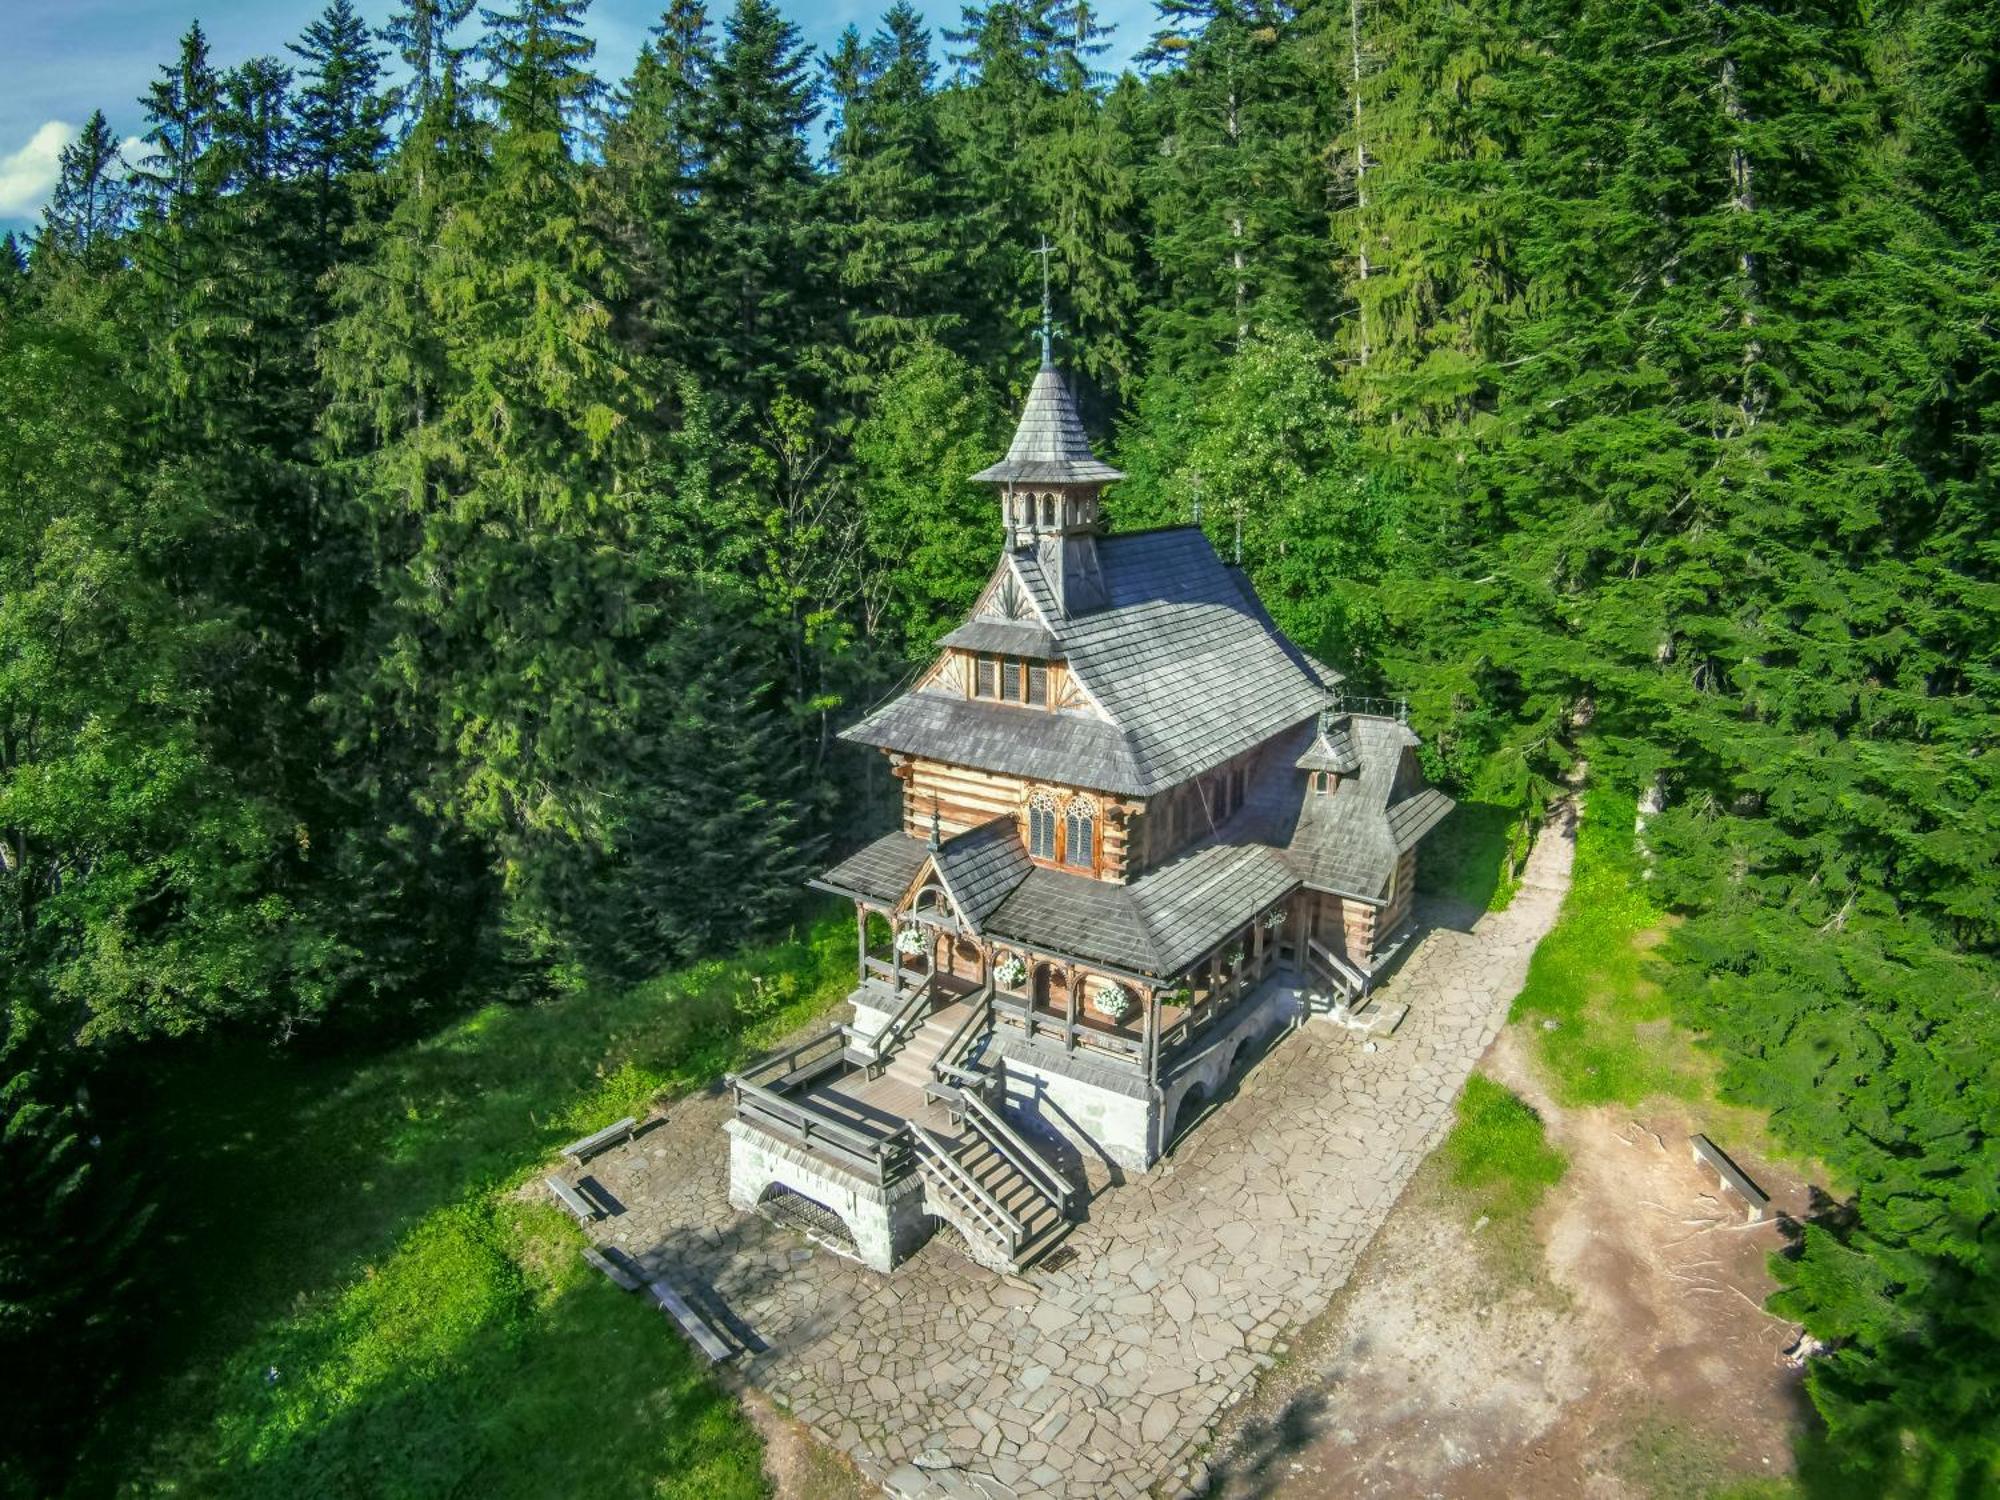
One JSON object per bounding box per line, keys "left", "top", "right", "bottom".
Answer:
{"left": 583, "top": 807, "right": 1575, "bottom": 1499}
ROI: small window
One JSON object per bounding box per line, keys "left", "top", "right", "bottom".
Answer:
{"left": 975, "top": 655, "right": 997, "bottom": 698}
{"left": 1027, "top": 662, "right": 1048, "bottom": 706}
{"left": 1064, "top": 797, "right": 1096, "bottom": 870}
{"left": 1041, "top": 495, "right": 1056, "bottom": 526}
{"left": 1002, "top": 658, "right": 1022, "bottom": 700}
{"left": 1028, "top": 793, "right": 1058, "bottom": 860}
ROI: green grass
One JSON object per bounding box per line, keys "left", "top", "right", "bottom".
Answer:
{"left": 1442, "top": 1074, "right": 1569, "bottom": 1224}
{"left": 1509, "top": 788, "right": 1706, "bottom": 1107}
{"left": 82, "top": 909, "right": 857, "bottom": 1500}
{"left": 1417, "top": 799, "right": 1527, "bottom": 914}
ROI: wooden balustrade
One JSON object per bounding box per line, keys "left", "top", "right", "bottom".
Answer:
{"left": 736, "top": 1026, "right": 850, "bottom": 1091}
{"left": 726, "top": 1075, "right": 914, "bottom": 1185}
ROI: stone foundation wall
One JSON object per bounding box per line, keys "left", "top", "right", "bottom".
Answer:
{"left": 997, "top": 980, "right": 1303, "bottom": 1172}
{"left": 724, "top": 1120, "right": 932, "bottom": 1274}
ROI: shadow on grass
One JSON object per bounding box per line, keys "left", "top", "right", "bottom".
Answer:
{"left": 1417, "top": 800, "right": 1524, "bottom": 918}
{"left": 79, "top": 912, "right": 855, "bottom": 1496}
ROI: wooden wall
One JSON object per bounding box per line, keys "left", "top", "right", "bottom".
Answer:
{"left": 898, "top": 757, "right": 1136, "bottom": 881}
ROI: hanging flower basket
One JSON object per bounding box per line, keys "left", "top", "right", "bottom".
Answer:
{"left": 894, "top": 926, "right": 928, "bottom": 958}
{"left": 1096, "top": 984, "right": 1135, "bottom": 1024}
{"left": 994, "top": 955, "right": 1028, "bottom": 989}
{"left": 1264, "top": 908, "right": 1288, "bottom": 931}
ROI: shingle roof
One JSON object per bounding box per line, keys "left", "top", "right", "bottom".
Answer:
{"left": 1245, "top": 718, "right": 1456, "bottom": 900}
{"left": 843, "top": 528, "right": 1336, "bottom": 796}
{"left": 811, "top": 831, "right": 931, "bottom": 906}
{"left": 844, "top": 691, "right": 1149, "bottom": 795}
{"left": 970, "top": 363, "right": 1125, "bottom": 486}
{"left": 937, "top": 618, "right": 1063, "bottom": 659}
{"left": 929, "top": 817, "right": 1033, "bottom": 932}
{"left": 1016, "top": 528, "right": 1336, "bottom": 789}
{"left": 1295, "top": 715, "right": 1362, "bottom": 774}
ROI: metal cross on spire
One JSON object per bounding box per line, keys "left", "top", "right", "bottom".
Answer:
{"left": 1033, "top": 236, "right": 1056, "bottom": 366}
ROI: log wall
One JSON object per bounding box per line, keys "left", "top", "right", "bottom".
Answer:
{"left": 897, "top": 756, "right": 1137, "bottom": 881}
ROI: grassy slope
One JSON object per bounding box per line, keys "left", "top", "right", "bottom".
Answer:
{"left": 85, "top": 911, "right": 856, "bottom": 1499}
{"left": 1509, "top": 788, "right": 1707, "bottom": 1108}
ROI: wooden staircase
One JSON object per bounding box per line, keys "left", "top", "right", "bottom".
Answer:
{"left": 881, "top": 1000, "right": 980, "bottom": 1090}
{"left": 1305, "top": 937, "right": 1407, "bottom": 1036}
{"left": 912, "top": 1101, "right": 1069, "bottom": 1273}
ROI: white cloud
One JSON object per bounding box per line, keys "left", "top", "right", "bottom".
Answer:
{"left": 0, "top": 120, "right": 72, "bottom": 218}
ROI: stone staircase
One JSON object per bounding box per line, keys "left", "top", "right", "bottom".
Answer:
{"left": 1304, "top": 937, "right": 1407, "bottom": 1036}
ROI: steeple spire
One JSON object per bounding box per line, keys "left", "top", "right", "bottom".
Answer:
{"left": 1034, "top": 236, "right": 1055, "bottom": 367}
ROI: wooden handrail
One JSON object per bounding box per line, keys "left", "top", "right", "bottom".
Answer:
{"left": 737, "top": 1026, "right": 848, "bottom": 1087}
{"left": 959, "top": 1088, "right": 1070, "bottom": 1215}
{"left": 727, "top": 1075, "right": 911, "bottom": 1182}
{"left": 909, "top": 1122, "right": 1022, "bottom": 1246}
{"left": 869, "top": 973, "right": 936, "bottom": 1061}
{"left": 1307, "top": 936, "right": 1368, "bottom": 997}
{"left": 932, "top": 983, "right": 994, "bottom": 1082}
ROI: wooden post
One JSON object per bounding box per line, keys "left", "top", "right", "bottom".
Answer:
{"left": 855, "top": 902, "right": 868, "bottom": 982}
{"left": 1252, "top": 918, "right": 1266, "bottom": 979}
{"left": 1065, "top": 969, "right": 1080, "bottom": 1052}
{"left": 1144, "top": 988, "right": 1160, "bottom": 1083}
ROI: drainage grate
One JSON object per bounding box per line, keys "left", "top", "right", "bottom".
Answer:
{"left": 1036, "top": 1244, "right": 1080, "bottom": 1274}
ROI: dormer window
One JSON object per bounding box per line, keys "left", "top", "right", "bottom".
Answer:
{"left": 970, "top": 653, "right": 1048, "bottom": 707}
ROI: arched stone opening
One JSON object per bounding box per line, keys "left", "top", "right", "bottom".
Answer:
{"left": 1170, "top": 1081, "right": 1212, "bottom": 1145}
{"left": 757, "top": 1184, "right": 859, "bottom": 1255}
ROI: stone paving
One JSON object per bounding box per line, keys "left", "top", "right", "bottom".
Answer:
{"left": 584, "top": 811, "right": 1575, "bottom": 1499}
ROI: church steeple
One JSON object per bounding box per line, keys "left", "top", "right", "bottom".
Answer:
{"left": 971, "top": 245, "right": 1123, "bottom": 617}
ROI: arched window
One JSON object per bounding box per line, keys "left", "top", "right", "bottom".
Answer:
{"left": 1028, "top": 790, "right": 1059, "bottom": 861}
{"left": 1063, "top": 795, "right": 1097, "bottom": 870}
{"left": 1041, "top": 494, "right": 1056, "bottom": 526}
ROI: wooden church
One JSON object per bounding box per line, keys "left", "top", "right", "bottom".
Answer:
{"left": 723, "top": 351, "right": 1455, "bottom": 1274}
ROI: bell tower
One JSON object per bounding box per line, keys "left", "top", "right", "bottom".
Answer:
{"left": 971, "top": 240, "right": 1124, "bottom": 617}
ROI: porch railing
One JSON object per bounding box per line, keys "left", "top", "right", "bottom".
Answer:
{"left": 991, "top": 990, "right": 1145, "bottom": 1065}
{"left": 735, "top": 1026, "right": 852, "bottom": 1092}
{"left": 725, "top": 1074, "right": 915, "bottom": 1185}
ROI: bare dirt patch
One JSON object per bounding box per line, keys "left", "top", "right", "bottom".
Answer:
{"left": 737, "top": 1383, "right": 877, "bottom": 1500}
{"left": 1201, "top": 1026, "right": 1813, "bottom": 1499}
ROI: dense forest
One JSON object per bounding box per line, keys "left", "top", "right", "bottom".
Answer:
{"left": 1, "top": 0, "right": 1994, "bottom": 1493}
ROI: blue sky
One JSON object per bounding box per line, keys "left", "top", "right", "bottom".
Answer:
{"left": 0, "top": 1, "right": 1153, "bottom": 236}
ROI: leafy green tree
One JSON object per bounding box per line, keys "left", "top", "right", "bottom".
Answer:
{"left": 382, "top": 0, "right": 478, "bottom": 123}
{"left": 1112, "top": 328, "right": 1390, "bottom": 672}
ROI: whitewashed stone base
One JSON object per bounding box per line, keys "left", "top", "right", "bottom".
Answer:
{"left": 995, "top": 980, "right": 1304, "bottom": 1171}
{"left": 725, "top": 1119, "right": 931, "bottom": 1273}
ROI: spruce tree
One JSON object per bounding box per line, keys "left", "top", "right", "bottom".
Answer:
{"left": 34, "top": 112, "right": 132, "bottom": 273}
{"left": 821, "top": 3, "right": 963, "bottom": 401}
{"left": 288, "top": 0, "right": 391, "bottom": 274}
{"left": 704, "top": 0, "right": 823, "bottom": 410}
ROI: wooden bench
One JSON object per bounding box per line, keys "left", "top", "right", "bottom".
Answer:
{"left": 647, "top": 1278, "right": 734, "bottom": 1364}
{"left": 582, "top": 1246, "right": 645, "bottom": 1293}
{"left": 1690, "top": 1133, "right": 1771, "bottom": 1222}
{"left": 545, "top": 1173, "right": 600, "bottom": 1224}
{"left": 561, "top": 1116, "right": 638, "bottom": 1166}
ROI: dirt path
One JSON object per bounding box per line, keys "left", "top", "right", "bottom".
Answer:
{"left": 1202, "top": 901, "right": 1813, "bottom": 1499}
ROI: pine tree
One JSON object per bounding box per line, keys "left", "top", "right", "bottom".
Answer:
{"left": 1136, "top": 1, "right": 1329, "bottom": 382}
{"left": 382, "top": 0, "right": 478, "bottom": 124}
{"left": 0, "top": 996, "right": 151, "bottom": 1497}
{"left": 602, "top": 0, "right": 718, "bottom": 372}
